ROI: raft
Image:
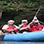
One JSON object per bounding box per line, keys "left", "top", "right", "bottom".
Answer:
{"left": 0, "top": 31, "right": 44, "bottom": 41}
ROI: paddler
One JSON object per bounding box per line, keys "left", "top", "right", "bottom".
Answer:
{"left": 19, "top": 20, "right": 31, "bottom": 33}
{"left": 29, "top": 16, "right": 43, "bottom": 32}
{"left": 2, "top": 20, "right": 19, "bottom": 34}
{"left": 19, "top": 20, "right": 28, "bottom": 28}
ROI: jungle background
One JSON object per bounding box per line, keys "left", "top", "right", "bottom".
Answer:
{"left": 0, "top": 0, "right": 44, "bottom": 25}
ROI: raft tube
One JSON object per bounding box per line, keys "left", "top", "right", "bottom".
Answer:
{"left": 1, "top": 31, "right": 44, "bottom": 41}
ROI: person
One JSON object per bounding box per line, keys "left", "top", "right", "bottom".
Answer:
{"left": 19, "top": 20, "right": 31, "bottom": 33}
{"left": 2, "top": 20, "right": 18, "bottom": 34}
{"left": 28, "top": 16, "right": 43, "bottom": 32}
{"left": 31, "top": 21, "right": 43, "bottom": 32}
{"left": 19, "top": 20, "right": 28, "bottom": 28}
{"left": 32, "top": 16, "right": 39, "bottom": 23}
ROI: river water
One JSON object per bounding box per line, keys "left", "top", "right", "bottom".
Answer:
{"left": 0, "top": 42, "right": 44, "bottom": 44}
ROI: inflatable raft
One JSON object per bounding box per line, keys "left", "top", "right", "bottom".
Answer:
{"left": 0, "top": 31, "right": 44, "bottom": 41}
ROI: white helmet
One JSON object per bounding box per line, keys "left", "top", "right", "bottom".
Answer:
{"left": 8, "top": 20, "right": 15, "bottom": 23}
{"left": 22, "top": 20, "right": 28, "bottom": 23}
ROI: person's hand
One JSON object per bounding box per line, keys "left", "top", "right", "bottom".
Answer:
{"left": 20, "top": 28, "right": 23, "bottom": 30}
{"left": 20, "top": 27, "right": 27, "bottom": 30}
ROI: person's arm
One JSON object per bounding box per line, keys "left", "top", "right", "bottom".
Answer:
{"left": 29, "top": 22, "right": 33, "bottom": 25}
{"left": 20, "top": 27, "right": 27, "bottom": 30}
{"left": 20, "top": 25, "right": 31, "bottom": 30}
{"left": 19, "top": 24, "right": 24, "bottom": 28}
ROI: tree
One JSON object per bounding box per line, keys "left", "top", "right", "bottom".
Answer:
{"left": 0, "top": 0, "right": 44, "bottom": 25}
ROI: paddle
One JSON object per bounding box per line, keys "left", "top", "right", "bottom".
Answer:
{"left": 35, "top": 4, "right": 42, "bottom": 16}
{"left": 32, "top": 4, "right": 44, "bottom": 24}
{"left": 39, "top": 21, "right": 44, "bottom": 25}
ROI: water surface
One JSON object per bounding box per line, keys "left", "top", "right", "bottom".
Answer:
{"left": 0, "top": 42, "right": 44, "bottom": 44}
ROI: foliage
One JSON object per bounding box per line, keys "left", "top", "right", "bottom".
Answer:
{"left": 0, "top": 0, "right": 44, "bottom": 25}
{"left": 0, "top": 0, "right": 43, "bottom": 11}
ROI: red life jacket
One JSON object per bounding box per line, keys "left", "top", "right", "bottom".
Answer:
{"left": 5, "top": 25, "right": 17, "bottom": 32}
{"left": 31, "top": 24, "right": 43, "bottom": 32}
{"left": 27, "top": 28, "right": 32, "bottom": 32}
{"left": 20, "top": 24, "right": 31, "bottom": 32}
{"left": 20, "top": 24, "right": 27, "bottom": 31}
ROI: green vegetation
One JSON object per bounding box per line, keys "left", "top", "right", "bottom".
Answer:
{"left": 0, "top": 0, "right": 44, "bottom": 25}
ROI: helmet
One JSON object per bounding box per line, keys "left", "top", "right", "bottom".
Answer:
{"left": 8, "top": 20, "right": 15, "bottom": 23}
{"left": 22, "top": 20, "right": 28, "bottom": 23}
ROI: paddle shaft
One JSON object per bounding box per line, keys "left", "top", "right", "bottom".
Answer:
{"left": 33, "top": 4, "right": 44, "bottom": 24}
{"left": 39, "top": 21, "right": 44, "bottom": 25}
{"left": 35, "top": 5, "right": 42, "bottom": 16}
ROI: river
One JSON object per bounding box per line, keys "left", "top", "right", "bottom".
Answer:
{"left": 0, "top": 42, "right": 44, "bottom": 44}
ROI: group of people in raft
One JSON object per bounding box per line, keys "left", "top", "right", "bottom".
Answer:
{"left": 0, "top": 16, "right": 44, "bottom": 34}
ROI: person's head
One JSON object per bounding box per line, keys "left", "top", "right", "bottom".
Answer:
{"left": 33, "top": 20, "right": 39, "bottom": 25}
{"left": 21, "top": 20, "right": 28, "bottom": 25}
{"left": 34, "top": 16, "right": 37, "bottom": 20}
{"left": 32, "top": 16, "right": 38, "bottom": 22}
{"left": 8, "top": 20, "right": 15, "bottom": 25}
